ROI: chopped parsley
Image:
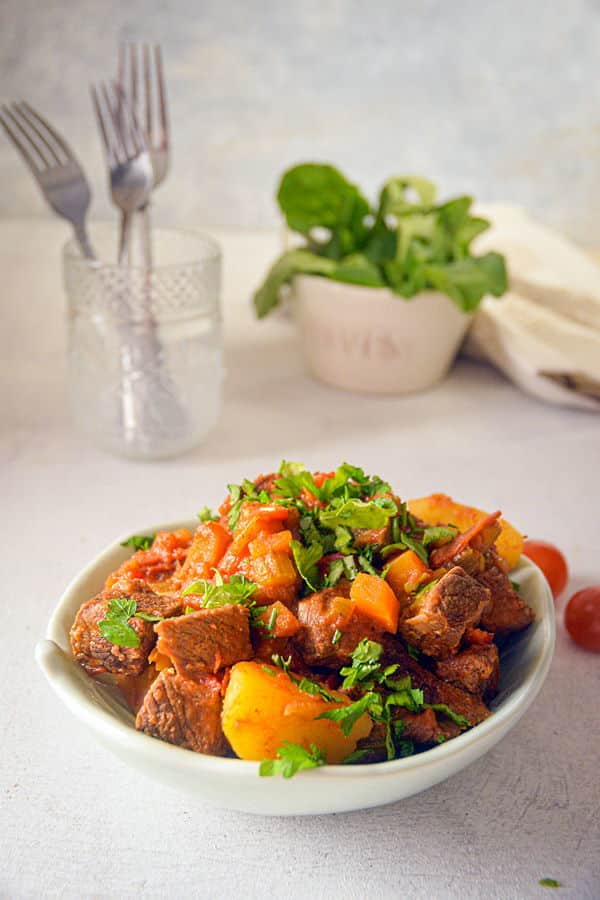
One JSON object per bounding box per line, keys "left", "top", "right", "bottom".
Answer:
{"left": 421, "top": 525, "right": 458, "bottom": 546}
{"left": 342, "top": 748, "right": 371, "bottom": 764}
{"left": 197, "top": 506, "right": 218, "bottom": 522}
{"left": 267, "top": 606, "right": 278, "bottom": 634}
{"left": 333, "top": 639, "right": 469, "bottom": 756}
{"left": 319, "top": 496, "right": 397, "bottom": 530}
{"left": 424, "top": 703, "right": 471, "bottom": 727}
{"left": 316, "top": 691, "right": 379, "bottom": 736}
{"left": 259, "top": 742, "right": 326, "bottom": 778}
{"left": 98, "top": 597, "right": 163, "bottom": 648}
{"left": 226, "top": 480, "right": 270, "bottom": 530}
{"left": 271, "top": 653, "right": 292, "bottom": 673}
{"left": 340, "top": 639, "right": 385, "bottom": 689}
{"left": 182, "top": 572, "right": 258, "bottom": 608}
{"left": 539, "top": 879, "right": 561, "bottom": 889}
{"left": 413, "top": 579, "right": 439, "bottom": 599}
{"left": 268, "top": 654, "right": 337, "bottom": 701}
{"left": 331, "top": 628, "right": 342, "bottom": 645}
{"left": 290, "top": 538, "right": 323, "bottom": 591}
{"left": 120, "top": 534, "right": 155, "bottom": 552}
{"left": 274, "top": 460, "right": 321, "bottom": 500}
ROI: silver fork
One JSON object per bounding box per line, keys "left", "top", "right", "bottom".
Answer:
{"left": 91, "top": 79, "right": 186, "bottom": 450}
{"left": 90, "top": 80, "right": 153, "bottom": 264}
{"left": 118, "top": 42, "right": 169, "bottom": 266}
{"left": 0, "top": 101, "right": 95, "bottom": 259}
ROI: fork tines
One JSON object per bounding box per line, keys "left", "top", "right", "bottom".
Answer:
{"left": 118, "top": 42, "right": 168, "bottom": 151}
{"left": 90, "top": 81, "right": 147, "bottom": 166}
{"left": 0, "top": 101, "right": 75, "bottom": 173}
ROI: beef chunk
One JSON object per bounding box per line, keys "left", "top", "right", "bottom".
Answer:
{"left": 477, "top": 561, "right": 535, "bottom": 635}
{"left": 70, "top": 589, "right": 182, "bottom": 676}
{"left": 136, "top": 669, "right": 229, "bottom": 755}
{"left": 399, "top": 567, "right": 491, "bottom": 659}
{"left": 399, "top": 709, "right": 440, "bottom": 744}
{"left": 435, "top": 644, "right": 500, "bottom": 697}
{"left": 355, "top": 708, "right": 462, "bottom": 761}
{"left": 155, "top": 604, "right": 253, "bottom": 679}
{"left": 381, "top": 638, "right": 491, "bottom": 726}
{"left": 295, "top": 585, "right": 383, "bottom": 666}
{"left": 397, "top": 708, "right": 461, "bottom": 743}
{"left": 114, "top": 665, "right": 160, "bottom": 713}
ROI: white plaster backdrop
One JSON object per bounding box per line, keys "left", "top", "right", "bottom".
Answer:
{"left": 1, "top": 0, "right": 600, "bottom": 243}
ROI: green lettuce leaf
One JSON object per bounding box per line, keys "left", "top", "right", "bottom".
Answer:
{"left": 252, "top": 249, "right": 336, "bottom": 318}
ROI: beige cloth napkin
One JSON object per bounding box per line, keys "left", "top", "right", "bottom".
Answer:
{"left": 466, "top": 205, "right": 600, "bottom": 411}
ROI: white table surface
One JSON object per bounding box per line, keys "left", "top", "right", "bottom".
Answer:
{"left": 2, "top": 218, "right": 599, "bottom": 900}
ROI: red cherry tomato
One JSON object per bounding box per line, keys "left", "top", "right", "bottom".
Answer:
{"left": 522, "top": 540, "right": 568, "bottom": 598}
{"left": 565, "top": 587, "right": 600, "bottom": 652}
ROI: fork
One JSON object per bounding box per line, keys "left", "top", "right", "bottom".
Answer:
{"left": 91, "top": 79, "right": 186, "bottom": 450}
{"left": 0, "top": 101, "right": 96, "bottom": 259}
{"left": 117, "top": 42, "right": 169, "bottom": 267}
{"left": 90, "top": 80, "right": 153, "bottom": 264}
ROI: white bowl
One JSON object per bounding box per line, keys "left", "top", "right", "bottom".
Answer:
{"left": 291, "top": 275, "right": 472, "bottom": 394}
{"left": 36, "top": 521, "right": 555, "bottom": 816}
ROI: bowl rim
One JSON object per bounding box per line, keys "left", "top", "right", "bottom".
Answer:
{"left": 37, "top": 519, "right": 555, "bottom": 781}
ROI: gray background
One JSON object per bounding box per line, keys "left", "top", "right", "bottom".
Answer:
{"left": 1, "top": 0, "right": 600, "bottom": 240}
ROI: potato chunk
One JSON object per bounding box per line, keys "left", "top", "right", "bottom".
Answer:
{"left": 221, "top": 661, "right": 372, "bottom": 763}
{"left": 408, "top": 494, "right": 523, "bottom": 570}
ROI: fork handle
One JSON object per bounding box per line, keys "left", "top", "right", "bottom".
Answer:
{"left": 138, "top": 203, "right": 153, "bottom": 270}
{"left": 118, "top": 210, "right": 134, "bottom": 265}
{"left": 74, "top": 223, "right": 97, "bottom": 261}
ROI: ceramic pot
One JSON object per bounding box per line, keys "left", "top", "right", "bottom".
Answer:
{"left": 291, "top": 274, "right": 472, "bottom": 394}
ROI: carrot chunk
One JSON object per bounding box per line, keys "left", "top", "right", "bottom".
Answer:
{"left": 177, "top": 522, "right": 231, "bottom": 585}
{"left": 429, "top": 511, "right": 501, "bottom": 568}
{"left": 256, "top": 601, "right": 301, "bottom": 637}
{"left": 230, "top": 507, "right": 289, "bottom": 555}
{"left": 385, "top": 550, "right": 433, "bottom": 598}
{"left": 249, "top": 530, "right": 293, "bottom": 558}
{"left": 350, "top": 573, "right": 400, "bottom": 633}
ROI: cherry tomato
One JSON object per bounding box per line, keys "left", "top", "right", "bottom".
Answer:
{"left": 522, "top": 540, "right": 568, "bottom": 598}
{"left": 565, "top": 587, "right": 600, "bottom": 652}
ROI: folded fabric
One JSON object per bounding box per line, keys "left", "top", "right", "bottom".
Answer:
{"left": 465, "top": 205, "right": 600, "bottom": 410}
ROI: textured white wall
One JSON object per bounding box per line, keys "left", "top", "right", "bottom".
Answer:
{"left": 1, "top": 0, "right": 600, "bottom": 242}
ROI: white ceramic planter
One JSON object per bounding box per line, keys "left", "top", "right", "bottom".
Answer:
{"left": 291, "top": 275, "right": 472, "bottom": 394}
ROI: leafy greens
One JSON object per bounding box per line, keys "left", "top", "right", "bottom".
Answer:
{"left": 253, "top": 164, "right": 507, "bottom": 317}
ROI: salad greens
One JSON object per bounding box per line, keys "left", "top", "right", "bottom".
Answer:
{"left": 253, "top": 164, "right": 508, "bottom": 317}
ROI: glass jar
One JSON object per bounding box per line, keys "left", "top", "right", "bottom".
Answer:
{"left": 63, "top": 225, "right": 223, "bottom": 460}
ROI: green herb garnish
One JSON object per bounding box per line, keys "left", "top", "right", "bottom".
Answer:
{"left": 226, "top": 479, "right": 269, "bottom": 530}
{"left": 319, "top": 496, "right": 397, "bottom": 530}
{"left": 316, "top": 691, "right": 379, "bottom": 736}
{"left": 340, "top": 639, "right": 384, "bottom": 689}
{"left": 182, "top": 572, "right": 258, "bottom": 608}
{"left": 259, "top": 742, "right": 326, "bottom": 778}
{"left": 98, "top": 597, "right": 162, "bottom": 648}
{"left": 120, "top": 534, "right": 155, "bottom": 552}
{"left": 267, "top": 606, "right": 278, "bottom": 634}
{"left": 290, "top": 538, "right": 323, "bottom": 591}
{"left": 271, "top": 654, "right": 292, "bottom": 673}
{"left": 421, "top": 525, "right": 458, "bottom": 546}
{"left": 197, "top": 506, "right": 218, "bottom": 522}
{"left": 331, "top": 628, "right": 342, "bottom": 645}
{"left": 539, "top": 879, "right": 561, "bottom": 889}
